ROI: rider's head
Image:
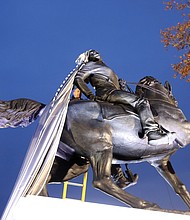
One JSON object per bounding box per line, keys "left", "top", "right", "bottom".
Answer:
{"left": 88, "top": 49, "right": 102, "bottom": 62}
{"left": 75, "top": 49, "right": 102, "bottom": 65}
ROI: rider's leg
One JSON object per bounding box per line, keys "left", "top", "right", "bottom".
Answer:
{"left": 106, "top": 90, "right": 176, "bottom": 146}
{"left": 135, "top": 97, "right": 176, "bottom": 145}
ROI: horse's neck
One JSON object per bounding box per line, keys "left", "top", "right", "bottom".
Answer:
{"left": 150, "top": 100, "right": 190, "bottom": 146}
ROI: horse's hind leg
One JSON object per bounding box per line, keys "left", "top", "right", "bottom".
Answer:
{"left": 38, "top": 157, "right": 71, "bottom": 197}
{"left": 38, "top": 156, "right": 90, "bottom": 196}
{"left": 90, "top": 146, "right": 159, "bottom": 209}
{"left": 62, "top": 156, "right": 90, "bottom": 182}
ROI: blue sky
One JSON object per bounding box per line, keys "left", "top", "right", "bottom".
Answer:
{"left": 0, "top": 0, "right": 190, "bottom": 215}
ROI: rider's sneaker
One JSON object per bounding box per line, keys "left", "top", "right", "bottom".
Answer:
{"left": 148, "top": 130, "right": 176, "bottom": 146}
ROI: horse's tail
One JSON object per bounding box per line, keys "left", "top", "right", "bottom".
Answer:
{"left": 0, "top": 98, "right": 45, "bottom": 128}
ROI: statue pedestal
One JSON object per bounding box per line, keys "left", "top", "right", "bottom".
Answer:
{"left": 11, "top": 195, "right": 189, "bottom": 220}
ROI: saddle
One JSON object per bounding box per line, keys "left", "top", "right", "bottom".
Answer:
{"left": 71, "top": 98, "right": 158, "bottom": 121}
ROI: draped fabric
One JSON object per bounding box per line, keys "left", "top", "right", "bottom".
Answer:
{"left": 2, "top": 63, "right": 84, "bottom": 220}
{"left": 0, "top": 98, "right": 45, "bottom": 128}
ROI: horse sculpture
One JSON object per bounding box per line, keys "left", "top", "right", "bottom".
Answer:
{"left": 39, "top": 76, "right": 190, "bottom": 211}
{"left": 1, "top": 76, "right": 190, "bottom": 211}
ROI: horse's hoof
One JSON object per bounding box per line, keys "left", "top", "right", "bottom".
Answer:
{"left": 141, "top": 201, "right": 160, "bottom": 210}
{"left": 114, "top": 173, "right": 138, "bottom": 189}
{"left": 115, "top": 176, "right": 131, "bottom": 189}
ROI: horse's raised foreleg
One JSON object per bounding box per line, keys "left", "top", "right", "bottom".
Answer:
{"left": 90, "top": 147, "right": 159, "bottom": 209}
{"left": 152, "top": 158, "right": 190, "bottom": 209}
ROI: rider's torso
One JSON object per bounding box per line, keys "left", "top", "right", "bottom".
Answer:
{"left": 80, "top": 61, "right": 120, "bottom": 97}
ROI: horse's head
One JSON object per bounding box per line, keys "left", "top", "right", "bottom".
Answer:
{"left": 135, "top": 76, "right": 178, "bottom": 107}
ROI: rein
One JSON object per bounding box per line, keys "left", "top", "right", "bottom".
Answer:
{"left": 126, "top": 81, "right": 170, "bottom": 99}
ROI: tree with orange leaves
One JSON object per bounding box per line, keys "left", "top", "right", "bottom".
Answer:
{"left": 160, "top": 0, "right": 190, "bottom": 81}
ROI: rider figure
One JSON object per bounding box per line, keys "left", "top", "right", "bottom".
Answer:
{"left": 74, "top": 49, "right": 176, "bottom": 146}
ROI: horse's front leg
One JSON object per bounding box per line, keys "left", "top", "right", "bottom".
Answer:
{"left": 89, "top": 145, "right": 159, "bottom": 209}
{"left": 152, "top": 158, "right": 190, "bottom": 209}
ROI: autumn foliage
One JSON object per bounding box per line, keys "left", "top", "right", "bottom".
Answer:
{"left": 160, "top": 0, "right": 190, "bottom": 81}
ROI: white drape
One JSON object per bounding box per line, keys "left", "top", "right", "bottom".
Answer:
{"left": 2, "top": 63, "right": 84, "bottom": 220}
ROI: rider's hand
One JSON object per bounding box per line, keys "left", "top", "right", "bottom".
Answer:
{"left": 88, "top": 94, "right": 95, "bottom": 101}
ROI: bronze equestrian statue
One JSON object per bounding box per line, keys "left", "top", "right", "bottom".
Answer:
{"left": 0, "top": 51, "right": 190, "bottom": 211}
{"left": 45, "top": 75, "right": 190, "bottom": 210}
{"left": 74, "top": 50, "right": 176, "bottom": 146}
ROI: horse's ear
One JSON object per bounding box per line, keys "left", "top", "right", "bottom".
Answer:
{"left": 164, "top": 81, "right": 172, "bottom": 93}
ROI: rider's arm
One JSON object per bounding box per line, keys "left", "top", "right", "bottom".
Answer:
{"left": 74, "top": 67, "right": 95, "bottom": 100}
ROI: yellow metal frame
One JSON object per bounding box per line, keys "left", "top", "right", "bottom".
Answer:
{"left": 62, "top": 172, "right": 88, "bottom": 201}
